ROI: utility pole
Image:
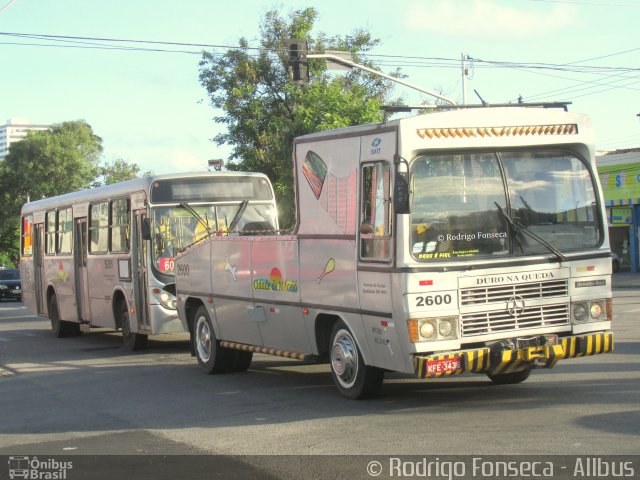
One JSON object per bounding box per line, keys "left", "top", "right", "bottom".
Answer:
{"left": 461, "top": 52, "right": 467, "bottom": 105}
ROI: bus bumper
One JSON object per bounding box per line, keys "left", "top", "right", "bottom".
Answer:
{"left": 413, "top": 331, "right": 614, "bottom": 379}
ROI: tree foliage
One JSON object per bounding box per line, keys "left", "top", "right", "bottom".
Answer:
{"left": 93, "top": 158, "right": 151, "bottom": 187}
{"left": 0, "top": 120, "right": 143, "bottom": 265}
{"left": 198, "top": 7, "right": 397, "bottom": 227}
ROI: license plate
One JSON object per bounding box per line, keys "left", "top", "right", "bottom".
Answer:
{"left": 426, "top": 357, "right": 462, "bottom": 376}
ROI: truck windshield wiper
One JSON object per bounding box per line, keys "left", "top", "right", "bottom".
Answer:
{"left": 494, "top": 202, "right": 566, "bottom": 262}
{"left": 227, "top": 200, "right": 248, "bottom": 232}
{"left": 179, "top": 202, "right": 211, "bottom": 235}
{"left": 495, "top": 202, "right": 525, "bottom": 253}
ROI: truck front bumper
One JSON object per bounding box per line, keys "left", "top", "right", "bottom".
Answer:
{"left": 413, "top": 331, "right": 613, "bottom": 379}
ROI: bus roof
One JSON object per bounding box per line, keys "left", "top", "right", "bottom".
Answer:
{"left": 20, "top": 171, "right": 270, "bottom": 214}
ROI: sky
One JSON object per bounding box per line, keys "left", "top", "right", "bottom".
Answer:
{"left": 1, "top": 0, "right": 639, "bottom": 175}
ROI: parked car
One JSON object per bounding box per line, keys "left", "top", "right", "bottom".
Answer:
{"left": 0, "top": 267, "right": 21, "bottom": 302}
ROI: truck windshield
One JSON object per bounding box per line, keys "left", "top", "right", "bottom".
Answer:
{"left": 151, "top": 203, "right": 277, "bottom": 273}
{"left": 410, "top": 150, "right": 601, "bottom": 261}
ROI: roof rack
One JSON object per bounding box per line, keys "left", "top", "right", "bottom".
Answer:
{"left": 380, "top": 102, "right": 572, "bottom": 121}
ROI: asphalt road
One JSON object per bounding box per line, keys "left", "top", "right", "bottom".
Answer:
{"left": 0, "top": 287, "right": 638, "bottom": 478}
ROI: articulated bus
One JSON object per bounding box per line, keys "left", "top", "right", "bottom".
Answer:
{"left": 176, "top": 105, "right": 614, "bottom": 399}
{"left": 20, "top": 172, "right": 277, "bottom": 350}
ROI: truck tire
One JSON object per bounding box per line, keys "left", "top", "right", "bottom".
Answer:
{"left": 193, "top": 305, "right": 233, "bottom": 373}
{"left": 487, "top": 368, "right": 531, "bottom": 385}
{"left": 121, "top": 302, "right": 148, "bottom": 351}
{"left": 329, "top": 321, "right": 384, "bottom": 399}
{"left": 229, "top": 350, "right": 253, "bottom": 372}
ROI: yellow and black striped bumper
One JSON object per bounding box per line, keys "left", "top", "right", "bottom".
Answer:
{"left": 413, "top": 331, "right": 613, "bottom": 379}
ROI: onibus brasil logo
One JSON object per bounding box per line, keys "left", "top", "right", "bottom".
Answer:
{"left": 8, "top": 456, "right": 73, "bottom": 479}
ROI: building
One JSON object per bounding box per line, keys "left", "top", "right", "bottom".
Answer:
{"left": 597, "top": 148, "right": 640, "bottom": 273}
{"left": 0, "top": 118, "right": 51, "bottom": 160}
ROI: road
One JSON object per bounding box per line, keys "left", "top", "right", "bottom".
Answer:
{"left": 0, "top": 287, "right": 638, "bottom": 478}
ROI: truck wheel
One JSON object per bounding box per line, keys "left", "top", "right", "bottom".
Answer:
{"left": 330, "top": 321, "right": 384, "bottom": 399}
{"left": 49, "top": 295, "right": 80, "bottom": 337}
{"left": 228, "top": 350, "right": 253, "bottom": 372}
{"left": 193, "top": 305, "right": 232, "bottom": 374}
{"left": 487, "top": 368, "right": 531, "bottom": 385}
{"left": 121, "top": 302, "right": 148, "bottom": 351}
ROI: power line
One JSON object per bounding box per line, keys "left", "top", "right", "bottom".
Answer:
{"left": 531, "top": 0, "right": 640, "bottom": 7}
{"left": 2, "top": 30, "right": 640, "bottom": 104}
{"left": 0, "top": 0, "right": 17, "bottom": 15}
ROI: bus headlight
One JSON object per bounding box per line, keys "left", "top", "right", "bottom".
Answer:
{"left": 152, "top": 287, "right": 177, "bottom": 310}
{"left": 409, "top": 317, "right": 458, "bottom": 343}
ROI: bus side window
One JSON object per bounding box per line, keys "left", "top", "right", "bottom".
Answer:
{"left": 57, "top": 207, "right": 73, "bottom": 254}
{"left": 22, "top": 215, "right": 33, "bottom": 256}
{"left": 89, "top": 202, "right": 109, "bottom": 253}
{"left": 110, "top": 198, "right": 130, "bottom": 252}
{"left": 45, "top": 210, "right": 56, "bottom": 255}
{"left": 360, "top": 162, "right": 392, "bottom": 260}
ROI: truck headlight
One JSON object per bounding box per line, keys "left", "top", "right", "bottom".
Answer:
{"left": 572, "top": 300, "right": 608, "bottom": 324}
{"left": 573, "top": 303, "right": 588, "bottom": 323}
{"left": 409, "top": 316, "right": 458, "bottom": 343}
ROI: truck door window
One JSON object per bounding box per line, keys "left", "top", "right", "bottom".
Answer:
{"left": 360, "top": 162, "right": 391, "bottom": 260}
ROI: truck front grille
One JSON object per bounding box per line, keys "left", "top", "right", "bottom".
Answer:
{"left": 461, "top": 303, "right": 570, "bottom": 337}
{"left": 460, "top": 279, "right": 568, "bottom": 306}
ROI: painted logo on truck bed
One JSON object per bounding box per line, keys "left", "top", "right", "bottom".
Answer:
{"left": 302, "top": 150, "right": 327, "bottom": 199}
{"left": 253, "top": 267, "right": 298, "bottom": 292}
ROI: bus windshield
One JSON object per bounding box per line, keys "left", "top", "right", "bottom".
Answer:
{"left": 410, "top": 149, "right": 601, "bottom": 261}
{"left": 151, "top": 203, "right": 277, "bottom": 273}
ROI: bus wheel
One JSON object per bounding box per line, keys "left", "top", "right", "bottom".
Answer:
{"left": 120, "top": 302, "right": 148, "bottom": 351}
{"left": 329, "top": 321, "right": 384, "bottom": 399}
{"left": 487, "top": 368, "right": 531, "bottom": 385}
{"left": 193, "top": 305, "right": 233, "bottom": 374}
{"left": 49, "top": 295, "right": 80, "bottom": 337}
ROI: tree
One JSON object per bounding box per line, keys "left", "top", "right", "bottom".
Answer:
{"left": 0, "top": 121, "right": 148, "bottom": 266}
{"left": 93, "top": 158, "right": 151, "bottom": 186}
{"left": 198, "top": 7, "right": 398, "bottom": 227}
{"left": 0, "top": 121, "right": 103, "bottom": 265}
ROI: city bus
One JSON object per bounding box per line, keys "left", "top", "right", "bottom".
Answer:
{"left": 176, "top": 104, "right": 614, "bottom": 398}
{"left": 20, "top": 171, "right": 277, "bottom": 350}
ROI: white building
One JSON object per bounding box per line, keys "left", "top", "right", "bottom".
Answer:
{"left": 0, "top": 118, "right": 51, "bottom": 160}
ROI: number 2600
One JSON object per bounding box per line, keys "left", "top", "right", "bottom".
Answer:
{"left": 416, "top": 294, "right": 452, "bottom": 307}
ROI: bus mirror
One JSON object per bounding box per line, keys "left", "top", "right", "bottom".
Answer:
{"left": 360, "top": 223, "right": 374, "bottom": 235}
{"left": 394, "top": 156, "right": 410, "bottom": 214}
{"left": 141, "top": 218, "right": 152, "bottom": 241}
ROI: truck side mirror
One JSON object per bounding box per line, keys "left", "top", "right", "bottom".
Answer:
{"left": 141, "top": 218, "right": 152, "bottom": 241}
{"left": 394, "top": 156, "right": 410, "bottom": 214}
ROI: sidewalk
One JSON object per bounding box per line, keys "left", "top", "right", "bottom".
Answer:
{"left": 612, "top": 271, "right": 640, "bottom": 288}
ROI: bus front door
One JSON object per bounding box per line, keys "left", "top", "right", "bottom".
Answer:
{"left": 132, "top": 212, "right": 150, "bottom": 331}
{"left": 33, "top": 224, "right": 46, "bottom": 315}
{"left": 74, "top": 218, "right": 91, "bottom": 323}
